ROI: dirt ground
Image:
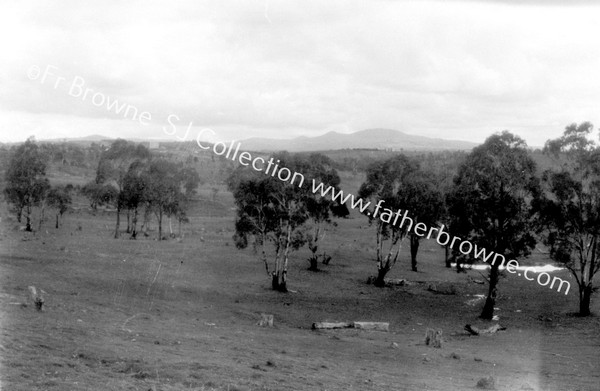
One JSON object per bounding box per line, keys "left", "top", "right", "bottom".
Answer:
{"left": 1, "top": 199, "right": 599, "bottom": 391}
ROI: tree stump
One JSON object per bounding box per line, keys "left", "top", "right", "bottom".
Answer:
{"left": 424, "top": 328, "right": 442, "bottom": 348}
{"left": 28, "top": 286, "right": 44, "bottom": 311}
{"left": 258, "top": 313, "right": 274, "bottom": 327}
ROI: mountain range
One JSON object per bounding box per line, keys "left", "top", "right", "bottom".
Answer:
{"left": 239, "top": 128, "right": 477, "bottom": 152}
{"left": 26, "top": 129, "right": 478, "bottom": 151}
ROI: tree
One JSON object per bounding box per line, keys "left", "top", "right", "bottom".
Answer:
{"left": 538, "top": 122, "right": 600, "bottom": 316}
{"left": 95, "top": 139, "right": 150, "bottom": 238}
{"left": 399, "top": 171, "right": 444, "bottom": 272}
{"left": 47, "top": 185, "right": 72, "bottom": 228}
{"left": 232, "top": 178, "right": 281, "bottom": 277}
{"left": 448, "top": 131, "right": 539, "bottom": 320}
{"left": 299, "top": 153, "right": 347, "bottom": 271}
{"left": 231, "top": 153, "right": 309, "bottom": 292}
{"left": 122, "top": 160, "right": 148, "bottom": 239}
{"left": 143, "top": 159, "right": 184, "bottom": 240}
{"left": 358, "top": 155, "right": 420, "bottom": 287}
{"left": 3, "top": 137, "right": 49, "bottom": 231}
{"left": 178, "top": 166, "right": 202, "bottom": 197}
{"left": 81, "top": 181, "right": 118, "bottom": 211}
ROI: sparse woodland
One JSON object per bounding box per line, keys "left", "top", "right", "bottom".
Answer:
{"left": 3, "top": 124, "right": 600, "bottom": 318}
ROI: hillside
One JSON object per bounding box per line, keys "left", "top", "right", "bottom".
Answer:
{"left": 240, "top": 128, "right": 478, "bottom": 152}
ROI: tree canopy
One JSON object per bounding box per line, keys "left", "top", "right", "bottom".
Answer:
{"left": 448, "top": 131, "right": 540, "bottom": 319}
{"left": 538, "top": 122, "right": 600, "bottom": 316}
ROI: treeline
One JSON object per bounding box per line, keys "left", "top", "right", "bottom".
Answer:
{"left": 80, "top": 139, "right": 201, "bottom": 239}
{"left": 3, "top": 138, "right": 201, "bottom": 240}
{"left": 3, "top": 138, "right": 73, "bottom": 232}
{"left": 0, "top": 141, "right": 105, "bottom": 169}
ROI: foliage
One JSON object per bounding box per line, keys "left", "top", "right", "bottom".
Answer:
{"left": 398, "top": 170, "right": 445, "bottom": 272}
{"left": 47, "top": 185, "right": 73, "bottom": 228}
{"left": 230, "top": 152, "right": 310, "bottom": 291}
{"left": 95, "top": 139, "right": 151, "bottom": 238}
{"left": 142, "top": 159, "right": 185, "bottom": 240}
{"left": 3, "top": 137, "right": 49, "bottom": 231}
{"left": 358, "top": 154, "right": 420, "bottom": 286}
{"left": 300, "top": 153, "right": 347, "bottom": 270}
{"left": 81, "top": 181, "right": 118, "bottom": 210}
{"left": 538, "top": 122, "right": 600, "bottom": 316}
{"left": 447, "top": 131, "right": 539, "bottom": 319}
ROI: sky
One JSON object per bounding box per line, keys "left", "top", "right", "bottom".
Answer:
{"left": 1, "top": 0, "right": 600, "bottom": 147}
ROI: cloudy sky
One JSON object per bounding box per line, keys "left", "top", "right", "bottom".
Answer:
{"left": 1, "top": 0, "right": 599, "bottom": 147}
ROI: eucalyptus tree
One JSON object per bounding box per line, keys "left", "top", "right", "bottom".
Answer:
{"left": 3, "top": 137, "right": 49, "bottom": 231}
{"left": 358, "top": 155, "right": 420, "bottom": 287}
{"left": 448, "top": 131, "right": 539, "bottom": 319}
{"left": 538, "top": 122, "right": 600, "bottom": 316}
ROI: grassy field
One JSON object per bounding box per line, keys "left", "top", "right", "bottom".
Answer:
{"left": 1, "top": 173, "right": 599, "bottom": 391}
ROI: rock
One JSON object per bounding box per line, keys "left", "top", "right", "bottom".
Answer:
{"left": 449, "top": 352, "right": 460, "bottom": 359}
{"left": 27, "top": 286, "right": 44, "bottom": 311}
{"left": 476, "top": 376, "right": 496, "bottom": 390}
{"left": 257, "top": 313, "right": 274, "bottom": 327}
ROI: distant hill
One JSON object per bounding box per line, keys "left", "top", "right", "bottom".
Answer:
{"left": 239, "top": 128, "right": 478, "bottom": 152}
{"left": 38, "top": 134, "right": 114, "bottom": 144}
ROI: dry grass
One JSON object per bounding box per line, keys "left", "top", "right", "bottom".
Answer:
{"left": 0, "top": 188, "right": 599, "bottom": 390}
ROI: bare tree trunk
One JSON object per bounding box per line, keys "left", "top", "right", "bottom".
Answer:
{"left": 25, "top": 204, "right": 33, "bottom": 231}
{"left": 445, "top": 245, "right": 451, "bottom": 268}
{"left": 278, "top": 223, "right": 292, "bottom": 292}
{"left": 374, "top": 232, "right": 403, "bottom": 287}
{"left": 141, "top": 205, "right": 150, "bottom": 236}
{"left": 55, "top": 213, "right": 59, "bottom": 229}
{"left": 308, "top": 224, "right": 321, "bottom": 271}
{"left": 157, "top": 210, "right": 163, "bottom": 240}
{"left": 410, "top": 234, "right": 420, "bottom": 272}
{"left": 376, "top": 224, "right": 383, "bottom": 264}
{"left": 114, "top": 205, "right": 121, "bottom": 239}
{"left": 579, "top": 284, "right": 592, "bottom": 316}
{"left": 456, "top": 252, "right": 463, "bottom": 273}
{"left": 272, "top": 239, "right": 282, "bottom": 290}
{"left": 261, "top": 240, "right": 270, "bottom": 276}
{"left": 480, "top": 263, "right": 500, "bottom": 319}
{"left": 38, "top": 202, "right": 46, "bottom": 232}
{"left": 126, "top": 209, "right": 131, "bottom": 233}
{"left": 131, "top": 207, "right": 138, "bottom": 239}
{"left": 374, "top": 258, "right": 391, "bottom": 287}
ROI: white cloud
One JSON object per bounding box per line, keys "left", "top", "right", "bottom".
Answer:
{"left": 1, "top": 0, "right": 599, "bottom": 147}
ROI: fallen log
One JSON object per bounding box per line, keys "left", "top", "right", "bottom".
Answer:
{"left": 386, "top": 278, "right": 406, "bottom": 286}
{"left": 353, "top": 321, "right": 389, "bottom": 332}
{"left": 312, "top": 322, "right": 353, "bottom": 330}
{"left": 464, "top": 324, "right": 506, "bottom": 336}
{"left": 366, "top": 276, "right": 408, "bottom": 286}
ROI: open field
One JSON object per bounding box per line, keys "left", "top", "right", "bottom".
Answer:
{"left": 1, "top": 180, "right": 599, "bottom": 391}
